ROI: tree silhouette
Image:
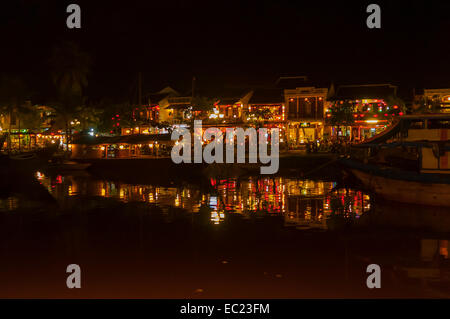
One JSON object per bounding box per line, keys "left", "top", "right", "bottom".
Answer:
{"left": 49, "top": 41, "right": 92, "bottom": 145}
{"left": 326, "top": 101, "right": 355, "bottom": 127}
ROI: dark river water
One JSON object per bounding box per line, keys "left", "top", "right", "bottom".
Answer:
{"left": 0, "top": 170, "right": 449, "bottom": 298}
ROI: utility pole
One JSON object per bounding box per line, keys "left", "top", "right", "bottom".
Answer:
{"left": 138, "top": 71, "right": 142, "bottom": 108}
{"left": 138, "top": 72, "right": 142, "bottom": 133}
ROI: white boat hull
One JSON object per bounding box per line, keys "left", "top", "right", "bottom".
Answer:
{"left": 350, "top": 168, "right": 450, "bottom": 207}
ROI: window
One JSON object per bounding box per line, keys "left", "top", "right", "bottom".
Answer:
{"left": 409, "top": 120, "right": 424, "bottom": 129}
{"left": 306, "top": 101, "right": 311, "bottom": 115}
{"left": 288, "top": 98, "right": 297, "bottom": 114}
{"left": 427, "top": 119, "right": 450, "bottom": 129}
{"left": 317, "top": 99, "right": 324, "bottom": 117}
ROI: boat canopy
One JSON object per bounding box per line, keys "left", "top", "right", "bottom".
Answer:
{"left": 358, "top": 113, "right": 450, "bottom": 146}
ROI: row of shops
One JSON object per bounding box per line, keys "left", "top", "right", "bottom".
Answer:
{"left": 124, "top": 79, "right": 408, "bottom": 149}
{"left": 0, "top": 130, "right": 64, "bottom": 152}
{"left": 5, "top": 79, "right": 449, "bottom": 156}
{"left": 70, "top": 134, "right": 173, "bottom": 159}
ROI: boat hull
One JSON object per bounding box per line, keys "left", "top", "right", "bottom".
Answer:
{"left": 349, "top": 168, "right": 450, "bottom": 207}
{"left": 341, "top": 158, "right": 450, "bottom": 207}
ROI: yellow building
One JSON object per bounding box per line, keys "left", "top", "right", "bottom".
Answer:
{"left": 422, "top": 88, "right": 450, "bottom": 113}
{"left": 277, "top": 76, "right": 329, "bottom": 147}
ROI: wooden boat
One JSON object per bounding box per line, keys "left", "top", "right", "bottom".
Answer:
{"left": 341, "top": 114, "right": 450, "bottom": 207}
{"left": 341, "top": 157, "right": 450, "bottom": 206}
{"left": 0, "top": 145, "right": 59, "bottom": 175}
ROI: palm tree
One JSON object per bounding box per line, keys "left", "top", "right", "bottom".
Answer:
{"left": 385, "top": 95, "right": 406, "bottom": 113}
{"left": 244, "top": 108, "right": 273, "bottom": 129}
{"left": 74, "top": 103, "right": 103, "bottom": 132}
{"left": 326, "top": 101, "right": 356, "bottom": 127}
{"left": 49, "top": 41, "right": 92, "bottom": 145}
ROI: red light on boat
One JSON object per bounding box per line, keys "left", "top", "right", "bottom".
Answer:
{"left": 399, "top": 112, "right": 404, "bottom": 116}
{"left": 384, "top": 113, "right": 388, "bottom": 116}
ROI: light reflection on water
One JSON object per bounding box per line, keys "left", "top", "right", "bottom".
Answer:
{"left": 1, "top": 171, "right": 449, "bottom": 297}
{"left": 31, "top": 171, "right": 371, "bottom": 229}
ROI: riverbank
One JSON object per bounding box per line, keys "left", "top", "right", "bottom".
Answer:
{"left": 72, "top": 152, "right": 339, "bottom": 184}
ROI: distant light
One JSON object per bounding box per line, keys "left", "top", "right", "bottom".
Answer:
{"left": 366, "top": 120, "right": 379, "bottom": 124}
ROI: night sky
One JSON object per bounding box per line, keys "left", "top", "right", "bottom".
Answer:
{"left": 1, "top": 0, "right": 449, "bottom": 101}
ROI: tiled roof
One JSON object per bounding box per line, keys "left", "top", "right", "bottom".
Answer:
{"left": 328, "top": 84, "right": 397, "bottom": 101}
{"left": 248, "top": 88, "right": 284, "bottom": 104}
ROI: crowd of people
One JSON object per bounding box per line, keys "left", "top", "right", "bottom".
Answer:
{"left": 304, "top": 138, "right": 355, "bottom": 154}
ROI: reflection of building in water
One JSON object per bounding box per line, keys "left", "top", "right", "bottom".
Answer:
{"left": 0, "top": 197, "right": 19, "bottom": 211}
{"left": 35, "top": 172, "right": 370, "bottom": 228}
{"left": 399, "top": 239, "right": 450, "bottom": 286}
{"left": 284, "top": 183, "right": 370, "bottom": 230}
{"left": 421, "top": 239, "right": 449, "bottom": 262}
{"left": 209, "top": 196, "right": 225, "bottom": 224}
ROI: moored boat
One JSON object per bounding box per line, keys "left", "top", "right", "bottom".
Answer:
{"left": 341, "top": 114, "right": 450, "bottom": 207}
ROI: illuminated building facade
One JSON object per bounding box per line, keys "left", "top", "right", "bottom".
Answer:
{"left": 420, "top": 88, "right": 450, "bottom": 113}
{"left": 213, "top": 97, "right": 246, "bottom": 123}
{"left": 121, "top": 87, "right": 192, "bottom": 135}
{"left": 70, "top": 134, "right": 174, "bottom": 159}
{"left": 278, "top": 76, "right": 329, "bottom": 146}
{"left": 245, "top": 88, "right": 285, "bottom": 123}
{"left": 326, "top": 84, "right": 403, "bottom": 141}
